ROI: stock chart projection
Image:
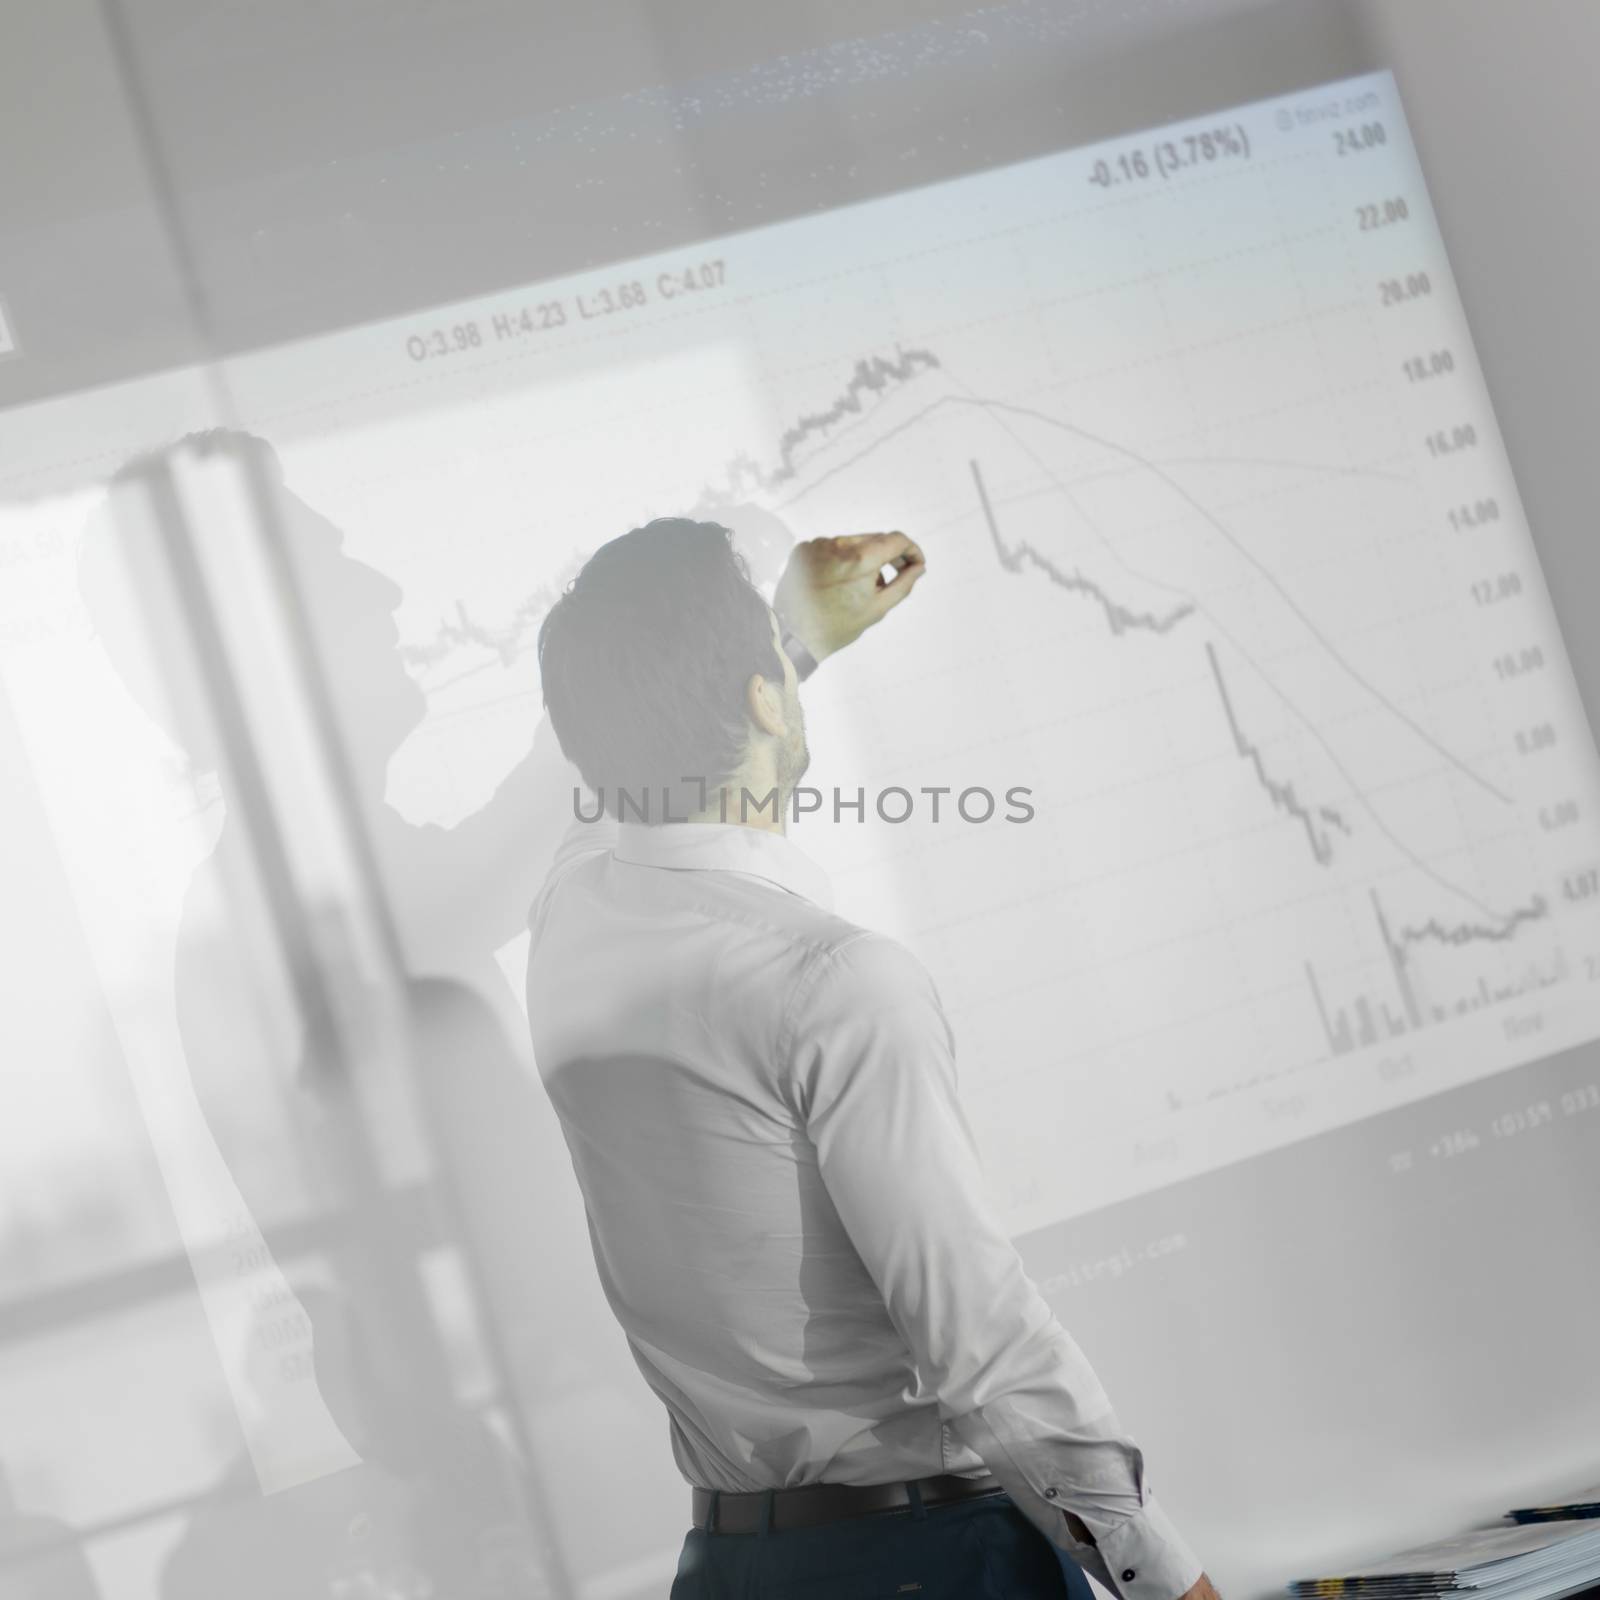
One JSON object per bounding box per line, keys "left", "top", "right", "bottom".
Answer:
{"left": 206, "top": 69, "right": 1600, "bottom": 1232}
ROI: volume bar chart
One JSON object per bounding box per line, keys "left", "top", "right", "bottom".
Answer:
{"left": 1308, "top": 892, "right": 1563, "bottom": 1059}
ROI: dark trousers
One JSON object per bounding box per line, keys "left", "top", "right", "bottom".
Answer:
{"left": 669, "top": 1491, "right": 1097, "bottom": 1600}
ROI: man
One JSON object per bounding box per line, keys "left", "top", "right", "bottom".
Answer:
{"left": 527, "top": 517, "right": 1220, "bottom": 1599}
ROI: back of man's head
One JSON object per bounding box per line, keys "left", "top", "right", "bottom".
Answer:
{"left": 538, "top": 518, "right": 782, "bottom": 818}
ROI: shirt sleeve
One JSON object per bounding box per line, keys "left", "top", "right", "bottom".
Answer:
{"left": 785, "top": 932, "right": 1203, "bottom": 1600}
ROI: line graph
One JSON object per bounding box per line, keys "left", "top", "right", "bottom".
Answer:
{"left": 970, "top": 459, "right": 1196, "bottom": 636}
{"left": 399, "top": 350, "right": 943, "bottom": 682}
{"left": 701, "top": 347, "right": 942, "bottom": 505}
{"left": 274, "top": 68, "right": 1600, "bottom": 1227}
{"left": 1206, "top": 641, "right": 1349, "bottom": 867}
{"left": 958, "top": 387, "right": 1515, "bottom": 808}
{"left": 395, "top": 338, "right": 1543, "bottom": 935}
{"left": 1400, "top": 898, "right": 1550, "bottom": 950}
{"left": 954, "top": 386, "right": 1537, "bottom": 924}
{"left": 752, "top": 361, "right": 1514, "bottom": 813}
{"left": 401, "top": 582, "right": 569, "bottom": 676}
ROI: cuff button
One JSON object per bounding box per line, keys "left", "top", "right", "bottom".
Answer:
{"left": 1122, "top": 1571, "right": 1137, "bottom": 1583}
{"left": 1044, "top": 1488, "right": 1059, "bottom": 1500}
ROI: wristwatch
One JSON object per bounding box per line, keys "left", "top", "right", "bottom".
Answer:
{"left": 780, "top": 628, "right": 819, "bottom": 682}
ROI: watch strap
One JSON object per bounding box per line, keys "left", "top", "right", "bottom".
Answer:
{"left": 781, "top": 628, "right": 820, "bottom": 682}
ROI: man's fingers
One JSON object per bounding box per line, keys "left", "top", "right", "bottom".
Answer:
{"left": 877, "top": 537, "right": 925, "bottom": 584}
{"left": 860, "top": 532, "right": 925, "bottom": 617}
{"left": 871, "top": 549, "right": 927, "bottom": 614}
{"left": 836, "top": 531, "right": 926, "bottom": 593}
{"left": 827, "top": 530, "right": 917, "bottom": 572}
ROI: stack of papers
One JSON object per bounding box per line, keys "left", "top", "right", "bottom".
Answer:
{"left": 1510, "top": 1488, "right": 1600, "bottom": 1526}
{"left": 1289, "top": 1520, "right": 1600, "bottom": 1600}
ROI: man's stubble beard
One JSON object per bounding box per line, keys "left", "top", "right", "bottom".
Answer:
{"left": 776, "top": 695, "right": 811, "bottom": 804}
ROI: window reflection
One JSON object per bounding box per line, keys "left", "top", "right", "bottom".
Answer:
{"left": 1, "top": 432, "right": 573, "bottom": 1596}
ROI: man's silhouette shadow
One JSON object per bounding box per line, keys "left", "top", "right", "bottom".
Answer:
{"left": 75, "top": 430, "right": 601, "bottom": 1596}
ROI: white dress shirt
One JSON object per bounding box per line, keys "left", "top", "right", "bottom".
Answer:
{"left": 526, "top": 816, "right": 1202, "bottom": 1600}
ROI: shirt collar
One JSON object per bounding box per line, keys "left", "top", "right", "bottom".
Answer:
{"left": 613, "top": 823, "right": 834, "bottom": 912}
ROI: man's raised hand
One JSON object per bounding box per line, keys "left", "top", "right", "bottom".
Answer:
{"left": 773, "top": 531, "right": 927, "bottom": 665}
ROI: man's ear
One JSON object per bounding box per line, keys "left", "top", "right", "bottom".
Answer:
{"left": 745, "top": 671, "right": 787, "bottom": 737}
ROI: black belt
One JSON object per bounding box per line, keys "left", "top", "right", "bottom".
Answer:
{"left": 692, "top": 1473, "right": 1006, "bottom": 1535}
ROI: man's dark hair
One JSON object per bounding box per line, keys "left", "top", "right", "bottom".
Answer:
{"left": 538, "top": 518, "right": 782, "bottom": 817}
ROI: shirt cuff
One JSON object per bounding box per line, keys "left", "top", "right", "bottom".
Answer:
{"left": 1085, "top": 1496, "right": 1203, "bottom": 1600}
